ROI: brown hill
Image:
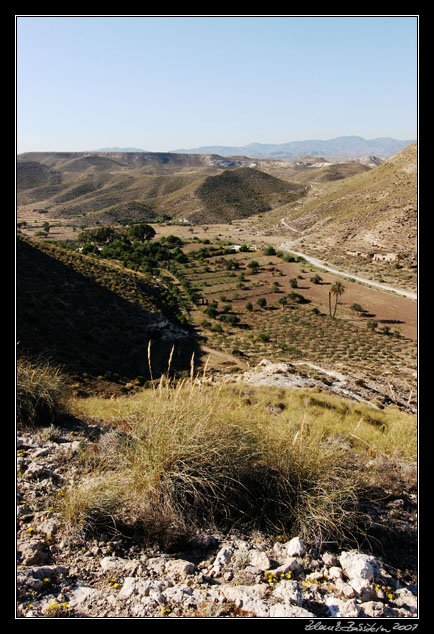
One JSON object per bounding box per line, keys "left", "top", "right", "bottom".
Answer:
{"left": 282, "top": 142, "right": 417, "bottom": 264}
{"left": 17, "top": 152, "right": 307, "bottom": 229}
{"left": 16, "top": 236, "right": 198, "bottom": 381}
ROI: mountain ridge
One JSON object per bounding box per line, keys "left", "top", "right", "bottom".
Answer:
{"left": 173, "top": 136, "right": 415, "bottom": 159}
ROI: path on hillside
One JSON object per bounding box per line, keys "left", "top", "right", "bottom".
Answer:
{"left": 278, "top": 246, "right": 417, "bottom": 300}
{"left": 199, "top": 345, "right": 249, "bottom": 370}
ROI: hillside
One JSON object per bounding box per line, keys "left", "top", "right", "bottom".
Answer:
{"left": 16, "top": 236, "right": 198, "bottom": 387}
{"left": 268, "top": 143, "right": 417, "bottom": 288}
{"left": 17, "top": 152, "right": 308, "bottom": 230}
{"left": 191, "top": 168, "right": 308, "bottom": 223}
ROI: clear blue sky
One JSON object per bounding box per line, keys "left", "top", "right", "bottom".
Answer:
{"left": 16, "top": 15, "right": 418, "bottom": 153}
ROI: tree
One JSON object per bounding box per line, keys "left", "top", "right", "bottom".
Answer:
{"left": 329, "top": 281, "right": 345, "bottom": 318}
{"left": 247, "top": 260, "right": 260, "bottom": 274}
{"left": 128, "top": 223, "right": 156, "bottom": 242}
{"left": 256, "top": 297, "right": 267, "bottom": 309}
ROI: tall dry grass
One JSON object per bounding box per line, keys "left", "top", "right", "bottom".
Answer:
{"left": 16, "top": 356, "right": 67, "bottom": 429}
{"left": 60, "top": 375, "right": 415, "bottom": 548}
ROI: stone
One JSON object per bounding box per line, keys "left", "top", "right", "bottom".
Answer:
{"left": 68, "top": 585, "right": 102, "bottom": 607}
{"left": 361, "top": 601, "right": 386, "bottom": 617}
{"left": 269, "top": 604, "right": 316, "bottom": 618}
{"left": 100, "top": 556, "right": 138, "bottom": 575}
{"left": 349, "top": 577, "right": 377, "bottom": 602}
{"left": 273, "top": 580, "right": 303, "bottom": 606}
{"left": 326, "top": 597, "right": 361, "bottom": 618}
{"left": 18, "top": 540, "right": 50, "bottom": 565}
{"left": 272, "top": 557, "right": 304, "bottom": 578}
{"left": 339, "top": 551, "right": 375, "bottom": 581}
{"left": 394, "top": 587, "right": 418, "bottom": 613}
{"left": 285, "top": 536, "right": 306, "bottom": 557}
{"left": 164, "top": 559, "right": 195, "bottom": 578}
{"left": 247, "top": 549, "right": 270, "bottom": 571}
{"left": 322, "top": 552, "right": 339, "bottom": 567}
{"left": 328, "top": 566, "right": 343, "bottom": 580}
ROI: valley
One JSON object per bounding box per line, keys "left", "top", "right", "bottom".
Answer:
{"left": 16, "top": 142, "right": 418, "bottom": 619}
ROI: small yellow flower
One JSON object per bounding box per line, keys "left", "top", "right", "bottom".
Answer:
{"left": 63, "top": 603, "right": 69, "bottom": 609}
{"left": 286, "top": 573, "right": 292, "bottom": 579}
{"left": 387, "top": 593, "right": 394, "bottom": 600}
{"left": 27, "top": 527, "right": 33, "bottom": 533}
{"left": 58, "top": 490, "right": 64, "bottom": 496}
{"left": 113, "top": 583, "right": 119, "bottom": 589}
{"left": 46, "top": 536, "right": 52, "bottom": 541}
{"left": 43, "top": 578, "right": 49, "bottom": 583}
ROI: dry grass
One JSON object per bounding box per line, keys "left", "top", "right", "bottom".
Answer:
{"left": 62, "top": 377, "right": 416, "bottom": 548}
{"left": 16, "top": 356, "right": 68, "bottom": 429}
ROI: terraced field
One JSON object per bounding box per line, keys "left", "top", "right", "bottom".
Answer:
{"left": 169, "top": 245, "right": 417, "bottom": 385}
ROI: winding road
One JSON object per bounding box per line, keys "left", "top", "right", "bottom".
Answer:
{"left": 279, "top": 246, "right": 417, "bottom": 300}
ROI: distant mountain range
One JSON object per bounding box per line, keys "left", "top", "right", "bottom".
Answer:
{"left": 95, "top": 147, "right": 149, "bottom": 153}
{"left": 172, "top": 136, "right": 416, "bottom": 159}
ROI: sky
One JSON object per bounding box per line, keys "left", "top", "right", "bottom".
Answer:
{"left": 16, "top": 15, "right": 418, "bottom": 153}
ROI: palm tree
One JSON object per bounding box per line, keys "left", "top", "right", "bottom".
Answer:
{"left": 329, "top": 281, "right": 345, "bottom": 318}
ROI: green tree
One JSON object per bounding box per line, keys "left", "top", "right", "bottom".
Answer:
{"left": 256, "top": 297, "right": 267, "bottom": 309}
{"left": 329, "top": 281, "right": 345, "bottom": 318}
{"left": 128, "top": 223, "right": 156, "bottom": 242}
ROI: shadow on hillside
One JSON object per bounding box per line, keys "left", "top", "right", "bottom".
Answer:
{"left": 16, "top": 238, "right": 203, "bottom": 380}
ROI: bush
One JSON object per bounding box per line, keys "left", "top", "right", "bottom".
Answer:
{"left": 17, "top": 357, "right": 67, "bottom": 428}
{"left": 62, "top": 383, "right": 378, "bottom": 549}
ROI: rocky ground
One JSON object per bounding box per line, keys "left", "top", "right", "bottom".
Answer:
{"left": 16, "top": 416, "right": 418, "bottom": 619}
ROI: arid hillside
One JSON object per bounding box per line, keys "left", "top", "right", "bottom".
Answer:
{"left": 279, "top": 143, "right": 417, "bottom": 262}
{"left": 17, "top": 151, "right": 307, "bottom": 229}
{"left": 16, "top": 236, "right": 198, "bottom": 386}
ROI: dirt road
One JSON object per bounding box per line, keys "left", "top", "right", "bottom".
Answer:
{"left": 278, "top": 247, "right": 417, "bottom": 301}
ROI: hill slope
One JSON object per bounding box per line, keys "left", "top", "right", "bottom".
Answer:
{"left": 16, "top": 236, "right": 197, "bottom": 381}
{"left": 279, "top": 142, "right": 417, "bottom": 266}
{"left": 17, "top": 152, "right": 308, "bottom": 228}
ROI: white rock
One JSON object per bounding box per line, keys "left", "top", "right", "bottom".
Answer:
{"left": 273, "top": 580, "right": 303, "bottom": 606}
{"left": 213, "top": 545, "right": 233, "bottom": 567}
{"left": 339, "top": 551, "right": 375, "bottom": 581}
{"left": 350, "top": 577, "right": 377, "bottom": 602}
{"left": 118, "top": 577, "right": 144, "bottom": 600}
{"left": 285, "top": 536, "right": 306, "bottom": 557}
{"left": 100, "top": 556, "right": 138, "bottom": 575}
{"left": 328, "top": 566, "right": 343, "bottom": 580}
{"left": 322, "top": 552, "right": 339, "bottom": 567}
{"left": 326, "top": 597, "right": 361, "bottom": 618}
{"left": 164, "top": 559, "right": 195, "bottom": 578}
{"left": 270, "top": 604, "right": 316, "bottom": 618}
{"left": 248, "top": 549, "right": 271, "bottom": 571}
{"left": 68, "top": 585, "right": 102, "bottom": 607}
{"left": 362, "top": 601, "right": 386, "bottom": 617}
{"left": 334, "top": 577, "right": 356, "bottom": 598}
{"left": 394, "top": 587, "right": 418, "bottom": 613}
{"left": 272, "top": 557, "right": 304, "bottom": 577}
